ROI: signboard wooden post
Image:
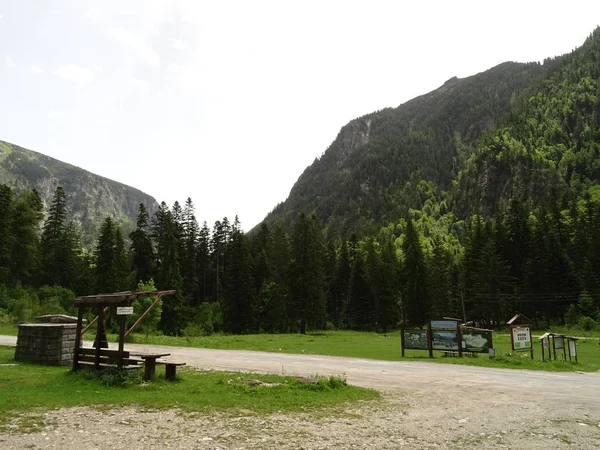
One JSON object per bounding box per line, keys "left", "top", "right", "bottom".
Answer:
{"left": 401, "top": 328, "right": 431, "bottom": 357}
{"left": 430, "top": 319, "right": 461, "bottom": 357}
{"left": 507, "top": 312, "right": 533, "bottom": 359}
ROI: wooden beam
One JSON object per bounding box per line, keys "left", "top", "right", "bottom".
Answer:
{"left": 81, "top": 307, "right": 109, "bottom": 337}
{"left": 123, "top": 294, "right": 166, "bottom": 339}
{"left": 74, "top": 290, "right": 176, "bottom": 306}
{"left": 72, "top": 306, "right": 84, "bottom": 372}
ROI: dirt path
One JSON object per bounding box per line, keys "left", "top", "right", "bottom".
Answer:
{"left": 1, "top": 335, "right": 600, "bottom": 449}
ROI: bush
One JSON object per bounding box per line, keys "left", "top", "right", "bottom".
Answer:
{"left": 565, "top": 303, "right": 579, "bottom": 326}
{"left": 579, "top": 316, "right": 596, "bottom": 331}
{"left": 37, "top": 285, "right": 76, "bottom": 315}
{"left": 81, "top": 367, "right": 143, "bottom": 387}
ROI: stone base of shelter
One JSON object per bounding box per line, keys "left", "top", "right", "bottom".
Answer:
{"left": 15, "top": 315, "right": 83, "bottom": 365}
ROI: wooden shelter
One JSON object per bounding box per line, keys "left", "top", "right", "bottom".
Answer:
{"left": 72, "top": 290, "right": 175, "bottom": 371}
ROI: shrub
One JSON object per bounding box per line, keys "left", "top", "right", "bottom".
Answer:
{"left": 564, "top": 304, "right": 579, "bottom": 326}
{"left": 579, "top": 316, "right": 596, "bottom": 331}
{"left": 37, "top": 285, "right": 76, "bottom": 314}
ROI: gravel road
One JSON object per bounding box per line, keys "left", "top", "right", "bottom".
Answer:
{"left": 1, "top": 335, "right": 600, "bottom": 449}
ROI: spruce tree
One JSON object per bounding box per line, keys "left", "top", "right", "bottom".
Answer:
{"left": 222, "top": 228, "right": 254, "bottom": 333}
{"left": 290, "top": 213, "right": 327, "bottom": 333}
{"left": 95, "top": 217, "right": 117, "bottom": 293}
{"left": 0, "top": 185, "right": 14, "bottom": 283}
{"left": 402, "top": 219, "right": 429, "bottom": 326}
{"left": 11, "top": 190, "right": 43, "bottom": 286}
{"left": 156, "top": 212, "right": 187, "bottom": 335}
{"left": 41, "top": 186, "right": 69, "bottom": 287}
{"left": 130, "top": 203, "right": 155, "bottom": 285}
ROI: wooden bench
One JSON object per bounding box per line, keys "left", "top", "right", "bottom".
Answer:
{"left": 156, "top": 360, "right": 186, "bottom": 381}
{"left": 77, "top": 348, "right": 143, "bottom": 370}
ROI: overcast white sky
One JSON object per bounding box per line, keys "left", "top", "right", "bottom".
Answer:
{"left": 1, "top": 1, "right": 599, "bottom": 230}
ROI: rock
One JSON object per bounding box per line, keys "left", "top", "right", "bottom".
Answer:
{"left": 578, "top": 423, "right": 588, "bottom": 427}
{"left": 458, "top": 418, "right": 469, "bottom": 424}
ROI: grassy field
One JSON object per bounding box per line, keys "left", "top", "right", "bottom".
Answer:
{"left": 118, "top": 330, "right": 600, "bottom": 372}
{"left": 0, "top": 346, "right": 377, "bottom": 425}
{"left": 2, "top": 322, "right": 599, "bottom": 372}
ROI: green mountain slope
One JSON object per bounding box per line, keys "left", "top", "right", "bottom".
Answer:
{"left": 263, "top": 60, "right": 549, "bottom": 237}
{"left": 454, "top": 28, "right": 600, "bottom": 216}
{"left": 0, "top": 140, "right": 158, "bottom": 245}
{"left": 262, "top": 29, "right": 600, "bottom": 239}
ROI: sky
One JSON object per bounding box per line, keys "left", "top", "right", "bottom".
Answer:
{"left": 1, "top": 1, "right": 599, "bottom": 231}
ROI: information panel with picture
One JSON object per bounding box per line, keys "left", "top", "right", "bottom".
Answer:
{"left": 402, "top": 329, "right": 429, "bottom": 350}
{"left": 461, "top": 331, "right": 491, "bottom": 353}
{"left": 511, "top": 326, "right": 532, "bottom": 351}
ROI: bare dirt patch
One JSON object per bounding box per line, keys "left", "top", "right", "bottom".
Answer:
{"left": 1, "top": 388, "right": 599, "bottom": 450}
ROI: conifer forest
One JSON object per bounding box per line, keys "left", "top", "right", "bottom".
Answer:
{"left": 2, "top": 29, "right": 600, "bottom": 335}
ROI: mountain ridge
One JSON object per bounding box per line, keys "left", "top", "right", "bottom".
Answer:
{"left": 0, "top": 139, "right": 159, "bottom": 245}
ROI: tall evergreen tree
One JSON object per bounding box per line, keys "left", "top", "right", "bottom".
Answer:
{"left": 10, "top": 190, "right": 43, "bottom": 286}
{"left": 0, "top": 185, "right": 14, "bottom": 283}
{"left": 402, "top": 219, "right": 429, "bottom": 326}
{"left": 156, "top": 211, "right": 187, "bottom": 335}
{"left": 289, "top": 213, "right": 327, "bottom": 333}
{"left": 130, "top": 203, "right": 155, "bottom": 285}
{"left": 95, "top": 217, "right": 117, "bottom": 293}
{"left": 40, "top": 186, "right": 70, "bottom": 287}
{"left": 222, "top": 228, "right": 254, "bottom": 333}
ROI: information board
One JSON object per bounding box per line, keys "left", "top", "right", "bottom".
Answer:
{"left": 461, "top": 331, "right": 490, "bottom": 353}
{"left": 432, "top": 331, "right": 459, "bottom": 351}
{"left": 403, "top": 329, "right": 429, "bottom": 350}
{"left": 511, "top": 326, "right": 532, "bottom": 351}
{"left": 430, "top": 320, "right": 459, "bottom": 330}
{"left": 116, "top": 306, "right": 134, "bottom": 315}
{"left": 554, "top": 336, "right": 564, "bottom": 349}
{"left": 569, "top": 339, "right": 577, "bottom": 357}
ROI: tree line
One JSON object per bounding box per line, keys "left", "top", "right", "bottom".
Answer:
{"left": 1, "top": 183, "right": 599, "bottom": 335}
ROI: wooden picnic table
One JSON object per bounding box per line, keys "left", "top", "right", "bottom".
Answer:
{"left": 130, "top": 352, "right": 171, "bottom": 380}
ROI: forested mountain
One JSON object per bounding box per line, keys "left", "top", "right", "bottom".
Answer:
{"left": 2, "top": 30, "right": 600, "bottom": 337}
{"left": 263, "top": 60, "right": 550, "bottom": 238}
{"left": 0, "top": 140, "right": 158, "bottom": 245}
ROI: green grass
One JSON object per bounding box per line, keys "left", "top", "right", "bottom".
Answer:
{"left": 0, "top": 323, "right": 18, "bottom": 336}
{"left": 0, "top": 346, "right": 377, "bottom": 421}
{"left": 118, "top": 330, "right": 600, "bottom": 372}
{"left": 3, "top": 322, "right": 599, "bottom": 372}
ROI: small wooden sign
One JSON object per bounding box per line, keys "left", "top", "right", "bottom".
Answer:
{"left": 116, "top": 306, "right": 134, "bottom": 315}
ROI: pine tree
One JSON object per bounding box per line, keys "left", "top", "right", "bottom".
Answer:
{"left": 265, "top": 222, "right": 291, "bottom": 332}
{"left": 156, "top": 211, "right": 187, "bottom": 335}
{"left": 0, "top": 185, "right": 14, "bottom": 283}
{"left": 130, "top": 203, "right": 155, "bottom": 285}
{"left": 41, "top": 186, "right": 69, "bottom": 287}
{"left": 290, "top": 213, "right": 327, "bottom": 333}
{"left": 222, "top": 228, "right": 254, "bottom": 333}
{"left": 196, "top": 221, "right": 212, "bottom": 302}
{"left": 182, "top": 198, "right": 200, "bottom": 305}
{"left": 10, "top": 190, "right": 43, "bottom": 286}
{"left": 402, "top": 219, "right": 429, "bottom": 326}
{"left": 333, "top": 239, "right": 352, "bottom": 328}
{"left": 95, "top": 217, "right": 117, "bottom": 293}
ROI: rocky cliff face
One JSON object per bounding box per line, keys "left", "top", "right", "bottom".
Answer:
{"left": 0, "top": 140, "right": 158, "bottom": 246}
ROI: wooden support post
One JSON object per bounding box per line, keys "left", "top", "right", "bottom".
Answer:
{"left": 400, "top": 328, "right": 405, "bottom": 358}
{"left": 72, "top": 306, "right": 84, "bottom": 372}
{"left": 124, "top": 295, "right": 162, "bottom": 339}
{"left": 427, "top": 323, "right": 433, "bottom": 358}
{"left": 94, "top": 307, "right": 104, "bottom": 369}
{"left": 81, "top": 307, "right": 109, "bottom": 337}
{"left": 457, "top": 323, "right": 463, "bottom": 358}
{"left": 117, "top": 315, "right": 126, "bottom": 369}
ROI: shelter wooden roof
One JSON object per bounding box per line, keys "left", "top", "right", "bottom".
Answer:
{"left": 74, "top": 290, "right": 176, "bottom": 306}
